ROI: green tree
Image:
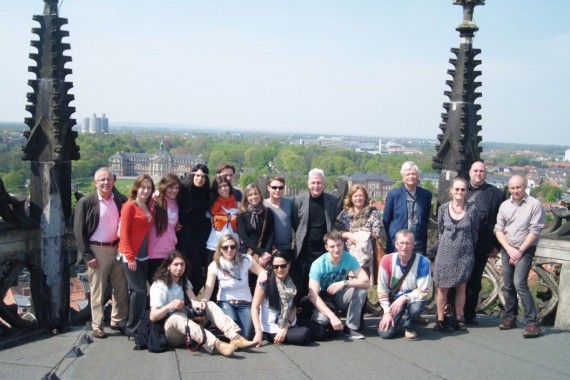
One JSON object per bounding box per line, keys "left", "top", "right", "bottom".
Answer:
{"left": 1, "top": 170, "right": 27, "bottom": 193}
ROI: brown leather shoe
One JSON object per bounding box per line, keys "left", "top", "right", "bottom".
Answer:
{"left": 231, "top": 335, "right": 257, "bottom": 349}
{"left": 499, "top": 318, "right": 517, "bottom": 330}
{"left": 215, "top": 340, "right": 235, "bottom": 357}
{"left": 93, "top": 328, "right": 107, "bottom": 339}
{"left": 522, "top": 324, "right": 542, "bottom": 338}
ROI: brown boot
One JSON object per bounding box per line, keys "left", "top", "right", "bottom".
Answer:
{"left": 215, "top": 340, "right": 235, "bottom": 357}
{"left": 231, "top": 335, "right": 257, "bottom": 349}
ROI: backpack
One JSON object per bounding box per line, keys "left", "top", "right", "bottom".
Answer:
{"left": 133, "top": 310, "right": 168, "bottom": 353}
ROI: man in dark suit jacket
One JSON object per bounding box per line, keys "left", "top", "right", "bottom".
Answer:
{"left": 294, "top": 168, "right": 346, "bottom": 297}
{"left": 383, "top": 161, "right": 432, "bottom": 255}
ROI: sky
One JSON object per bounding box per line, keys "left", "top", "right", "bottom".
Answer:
{"left": 1, "top": 1, "right": 569, "bottom": 146}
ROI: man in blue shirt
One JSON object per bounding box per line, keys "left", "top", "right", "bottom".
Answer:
{"left": 308, "top": 230, "right": 369, "bottom": 339}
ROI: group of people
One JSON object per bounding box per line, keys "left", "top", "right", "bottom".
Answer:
{"left": 74, "top": 159, "right": 545, "bottom": 358}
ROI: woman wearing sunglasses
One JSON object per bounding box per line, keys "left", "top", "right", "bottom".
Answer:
{"left": 202, "top": 234, "right": 267, "bottom": 339}
{"left": 251, "top": 251, "right": 326, "bottom": 346}
{"left": 433, "top": 177, "right": 479, "bottom": 332}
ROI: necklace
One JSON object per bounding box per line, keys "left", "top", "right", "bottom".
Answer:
{"left": 451, "top": 202, "right": 465, "bottom": 214}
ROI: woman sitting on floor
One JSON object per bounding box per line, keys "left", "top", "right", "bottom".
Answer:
{"left": 202, "top": 234, "right": 267, "bottom": 339}
{"left": 251, "top": 250, "right": 327, "bottom": 346}
{"left": 149, "top": 250, "right": 256, "bottom": 357}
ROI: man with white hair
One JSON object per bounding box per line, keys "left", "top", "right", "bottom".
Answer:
{"left": 383, "top": 161, "right": 432, "bottom": 255}
{"left": 294, "top": 168, "right": 346, "bottom": 297}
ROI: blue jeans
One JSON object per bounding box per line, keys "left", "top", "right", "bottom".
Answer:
{"left": 501, "top": 246, "right": 537, "bottom": 324}
{"left": 378, "top": 300, "right": 426, "bottom": 339}
{"left": 218, "top": 301, "right": 253, "bottom": 339}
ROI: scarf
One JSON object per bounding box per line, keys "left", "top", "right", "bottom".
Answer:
{"left": 211, "top": 195, "right": 238, "bottom": 231}
{"left": 219, "top": 256, "right": 242, "bottom": 281}
{"left": 347, "top": 206, "right": 374, "bottom": 229}
{"left": 276, "top": 276, "right": 297, "bottom": 329}
{"left": 246, "top": 203, "right": 264, "bottom": 230}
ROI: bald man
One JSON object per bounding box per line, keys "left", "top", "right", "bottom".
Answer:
{"left": 494, "top": 175, "right": 544, "bottom": 338}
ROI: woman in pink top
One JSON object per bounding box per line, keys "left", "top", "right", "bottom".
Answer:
{"left": 119, "top": 174, "right": 155, "bottom": 337}
{"left": 148, "top": 173, "right": 182, "bottom": 282}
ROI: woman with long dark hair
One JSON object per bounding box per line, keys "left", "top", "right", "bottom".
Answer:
{"left": 147, "top": 173, "right": 181, "bottom": 282}
{"left": 177, "top": 164, "right": 211, "bottom": 294}
{"left": 118, "top": 174, "right": 155, "bottom": 336}
{"left": 251, "top": 250, "right": 325, "bottom": 346}
{"left": 149, "top": 250, "right": 256, "bottom": 356}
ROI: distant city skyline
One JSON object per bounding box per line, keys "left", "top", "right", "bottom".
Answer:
{"left": 1, "top": 1, "right": 568, "bottom": 146}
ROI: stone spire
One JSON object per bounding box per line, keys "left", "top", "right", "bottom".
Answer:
{"left": 21, "top": 0, "right": 80, "bottom": 331}
{"left": 432, "top": 0, "right": 485, "bottom": 204}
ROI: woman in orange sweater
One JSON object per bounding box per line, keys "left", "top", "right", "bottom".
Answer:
{"left": 118, "top": 174, "right": 155, "bottom": 337}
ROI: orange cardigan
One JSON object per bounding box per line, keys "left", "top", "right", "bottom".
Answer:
{"left": 118, "top": 200, "right": 153, "bottom": 263}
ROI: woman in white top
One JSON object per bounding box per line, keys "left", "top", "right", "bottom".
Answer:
{"left": 202, "top": 234, "right": 266, "bottom": 339}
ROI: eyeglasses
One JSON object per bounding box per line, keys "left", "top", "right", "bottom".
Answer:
{"left": 96, "top": 178, "right": 114, "bottom": 183}
{"left": 270, "top": 186, "right": 284, "bottom": 190}
{"left": 273, "top": 263, "right": 288, "bottom": 270}
{"left": 221, "top": 245, "right": 236, "bottom": 251}
{"left": 454, "top": 188, "right": 467, "bottom": 192}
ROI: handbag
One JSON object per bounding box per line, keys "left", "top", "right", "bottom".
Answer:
{"left": 347, "top": 227, "right": 373, "bottom": 267}
{"left": 133, "top": 309, "right": 168, "bottom": 353}
{"left": 246, "top": 209, "right": 276, "bottom": 265}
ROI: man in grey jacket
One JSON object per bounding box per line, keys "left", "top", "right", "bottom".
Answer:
{"left": 294, "top": 168, "right": 346, "bottom": 297}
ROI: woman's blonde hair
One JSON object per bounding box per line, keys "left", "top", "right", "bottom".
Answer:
{"left": 213, "top": 234, "right": 243, "bottom": 268}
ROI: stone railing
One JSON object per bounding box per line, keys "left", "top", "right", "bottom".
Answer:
{"left": 535, "top": 239, "right": 570, "bottom": 329}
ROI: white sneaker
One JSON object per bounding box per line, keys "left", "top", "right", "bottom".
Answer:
{"left": 404, "top": 330, "right": 418, "bottom": 341}
{"left": 345, "top": 329, "right": 365, "bottom": 340}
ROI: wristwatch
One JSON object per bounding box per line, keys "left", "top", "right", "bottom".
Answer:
{"left": 343, "top": 280, "right": 349, "bottom": 288}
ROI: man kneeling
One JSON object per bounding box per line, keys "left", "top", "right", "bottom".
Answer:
{"left": 308, "top": 230, "right": 369, "bottom": 340}
{"left": 377, "top": 229, "right": 431, "bottom": 340}
{"left": 149, "top": 250, "right": 256, "bottom": 356}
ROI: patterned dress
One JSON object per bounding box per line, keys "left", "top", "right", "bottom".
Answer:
{"left": 433, "top": 202, "right": 479, "bottom": 288}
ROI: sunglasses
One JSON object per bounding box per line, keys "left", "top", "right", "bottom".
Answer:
{"left": 273, "top": 263, "right": 289, "bottom": 270}
{"left": 270, "top": 186, "right": 284, "bottom": 190}
{"left": 454, "top": 188, "right": 467, "bottom": 192}
{"left": 221, "top": 244, "right": 236, "bottom": 251}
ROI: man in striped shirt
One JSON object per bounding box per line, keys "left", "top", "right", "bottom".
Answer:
{"left": 377, "top": 229, "right": 431, "bottom": 341}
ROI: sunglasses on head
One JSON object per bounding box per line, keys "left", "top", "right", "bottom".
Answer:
{"left": 221, "top": 244, "right": 236, "bottom": 251}
{"left": 270, "top": 186, "right": 284, "bottom": 190}
{"left": 273, "top": 263, "right": 288, "bottom": 270}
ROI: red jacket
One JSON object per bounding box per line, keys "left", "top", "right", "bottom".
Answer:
{"left": 118, "top": 200, "right": 153, "bottom": 263}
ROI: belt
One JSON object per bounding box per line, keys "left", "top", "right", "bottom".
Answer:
{"left": 89, "top": 239, "right": 119, "bottom": 247}
{"left": 227, "top": 300, "right": 251, "bottom": 305}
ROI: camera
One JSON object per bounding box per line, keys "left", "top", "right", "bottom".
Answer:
{"left": 183, "top": 305, "right": 205, "bottom": 319}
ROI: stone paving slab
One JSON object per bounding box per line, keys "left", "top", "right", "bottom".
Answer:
{"left": 1, "top": 316, "right": 569, "bottom": 380}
